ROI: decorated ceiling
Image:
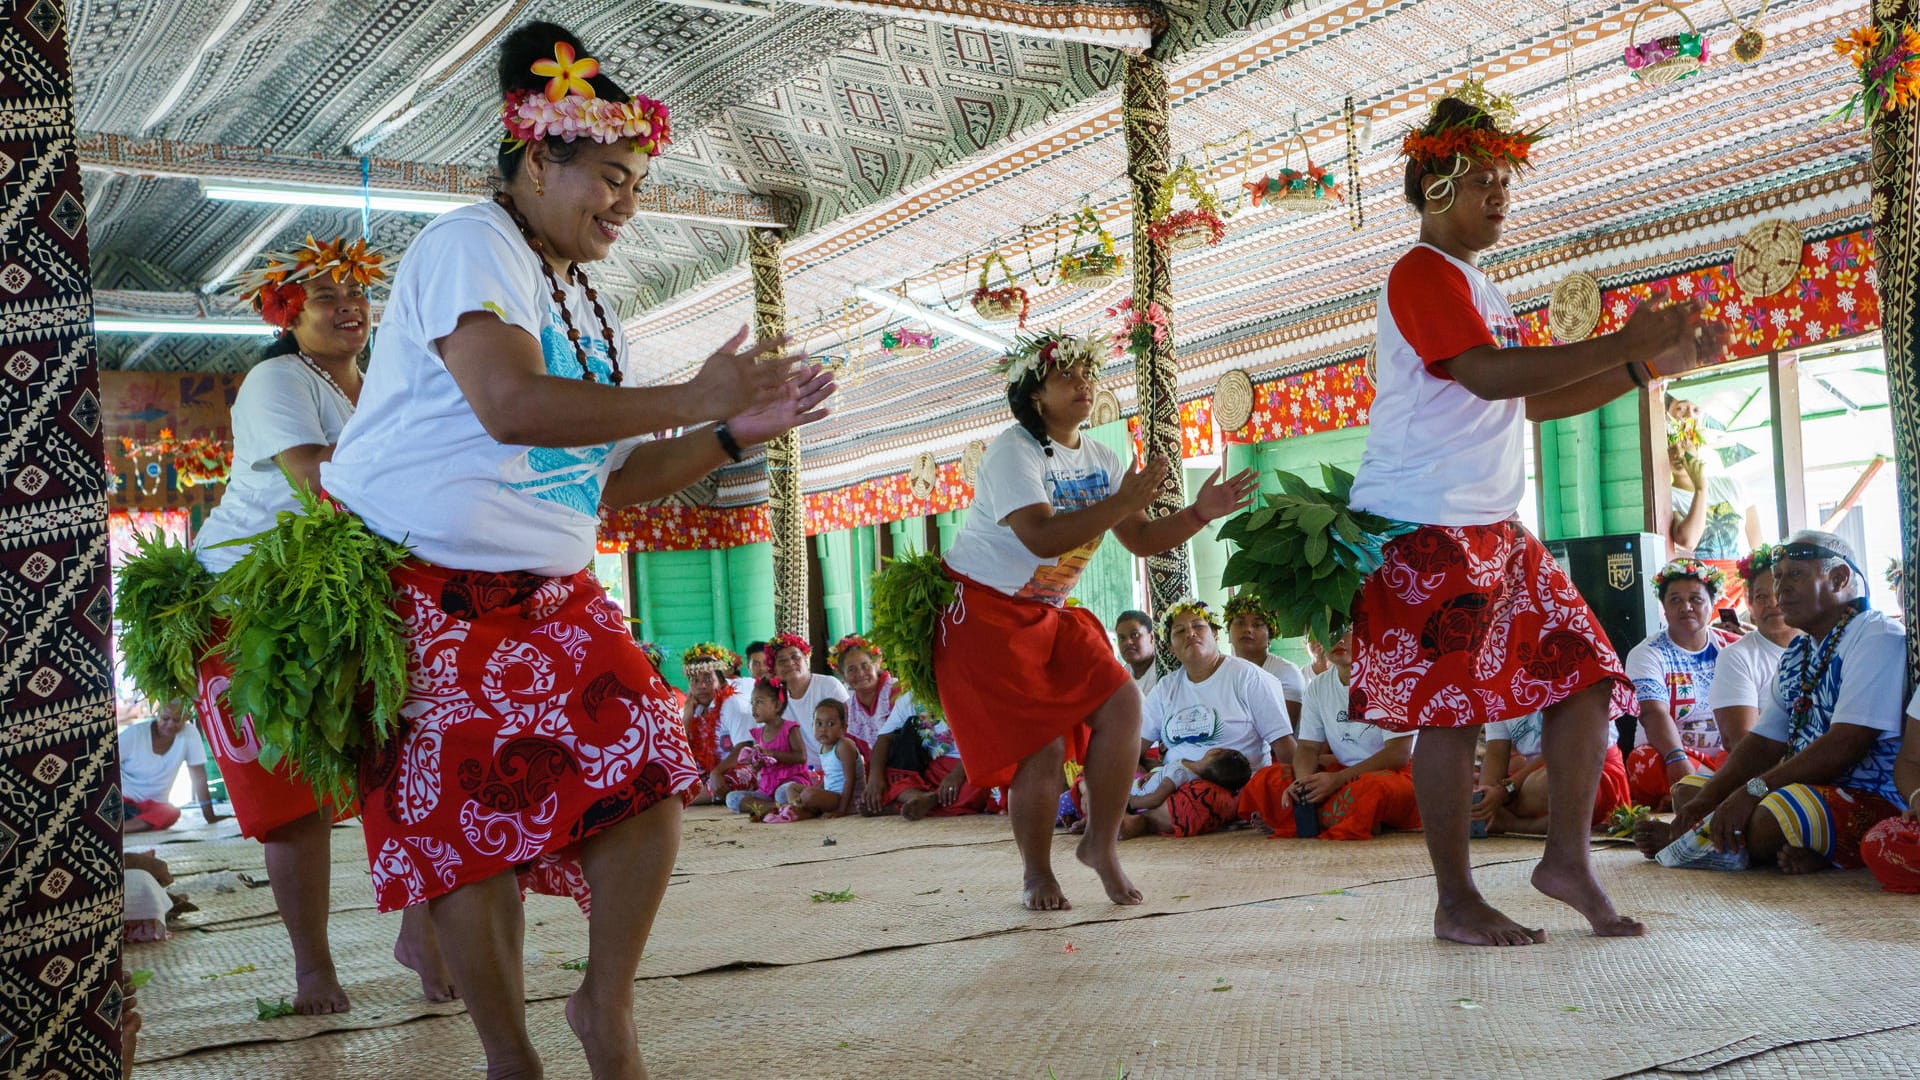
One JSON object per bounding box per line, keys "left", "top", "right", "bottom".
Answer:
{"left": 70, "top": 0, "right": 1871, "bottom": 502}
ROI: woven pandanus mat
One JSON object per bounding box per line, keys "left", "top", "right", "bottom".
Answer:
{"left": 1624, "top": 1021, "right": 1920, "bottom": 1077}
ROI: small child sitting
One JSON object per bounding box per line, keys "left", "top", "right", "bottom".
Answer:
{"left": 724, "top": 679, "right": 812, "bottom": 819}
{"left": 1119, "top": 747, "right": 1253, "bottom": 840}
{"left": 772, "top": 701, "right": 864, "bottom": 821}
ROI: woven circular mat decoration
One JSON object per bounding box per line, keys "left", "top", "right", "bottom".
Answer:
{"left": 1733, "top": 217, "right": 1804, "bottom": 298}
{"left": 1091, "top": 387, "right": 1122, "bottom": 427}
{"left": 1548, "top": 271, "right": 1603, "bottom": 342}
{"left": 1213, "top": 368, "right": 1255, "bottom": 433}
{"left": 1363, "top": 341, "right": 1377, "bottom": 384}
{"left": 908, "top": 450, "right": 938, "bottom": 500}
{"left": 961, "top": 439, "right": 986, "bottom": 487}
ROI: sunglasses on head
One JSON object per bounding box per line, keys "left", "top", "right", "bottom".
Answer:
{"left": 1781, "top": 543, "right": 1847, "bottom": 563}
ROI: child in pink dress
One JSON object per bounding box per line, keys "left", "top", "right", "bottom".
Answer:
{"left": 725, "top": 680, "right": 813, "bottom": 819}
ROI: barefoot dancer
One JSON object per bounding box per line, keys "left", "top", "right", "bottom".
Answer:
{"left": 181, "top": 237, "right": 454, "bottom": 1012}
{"left": 1346, "top": 85, "right": 1728, "bottom": 945}
{"left": 316, "top": 22, "right": 832, "bottom": 1076}
{"left": 934, "top": 330, "right": 1257, "bottom": 910}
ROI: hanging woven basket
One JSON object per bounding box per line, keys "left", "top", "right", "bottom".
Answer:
{"left": 1245, "top": 134, "right": 1343, "bottom": 213}
{"left": 970, "top": 252, "right": 1029, "bottom": 325}
{"left": 1057, "top": 206, "right": 1127, "bottom": 288}
{"left": 1625, "top": 1, "right": 1709, "bottom": 85}
{"left": 880, "top": 327, "right": 937, "bottom": 357}
{"left": 1146, "top": 162, "right": 1228, "bottom": 251}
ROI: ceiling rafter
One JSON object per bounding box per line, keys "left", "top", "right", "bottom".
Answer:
{"left": 775, "top": 0, "right": 1160, "bottom": 51}
{"left": 75, "top": 132, "right": 794, "bottom": 228}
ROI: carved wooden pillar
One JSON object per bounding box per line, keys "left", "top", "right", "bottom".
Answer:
{"left": 750, "top": 228, "right": 808, "bottom": 636}
{"left": 1870, "top": 52, "right": 1920, "bottom": 668}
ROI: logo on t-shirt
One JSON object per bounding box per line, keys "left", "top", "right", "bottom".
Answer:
{"left": 1490, "top": 314, "right": 1525, "bottom": 350}
{"left": 504, "top": 317, "right": 621, "bottom": 515}
{"left": 1014, "top": 463, "right": 1114, "bottom": 605}
{"left": 1162, "top": 705, "right": 1223, "bottom": 748}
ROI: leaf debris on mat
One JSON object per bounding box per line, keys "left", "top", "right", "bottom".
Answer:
{"left": 255, "top": 997, "right": 297, "bottom": 1020}
{"left": 201, "top": 963, "right": 255, "bottom": 981}
{"left": 810, "top": 887, "right": 856, "bottom": 903}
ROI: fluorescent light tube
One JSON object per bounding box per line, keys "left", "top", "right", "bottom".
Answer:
{"left": 95, "top": 317, "right": 276, "bottom": 336}
{"left": 853, "top": 285, "right": 1011, "bottom": 353}
{"left": 202, "top": 183, "right": 472, "bottom": 216}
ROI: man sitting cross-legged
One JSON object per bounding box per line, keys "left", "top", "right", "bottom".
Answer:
{"left": 1238, "top": 630, "right": 1421, "bottom": 840}
{"left": 1476, "top": 710, "right": 1633, "bottom": 835}
{"left": 1635, "top": 532, "right": 1908, "bottom": 874}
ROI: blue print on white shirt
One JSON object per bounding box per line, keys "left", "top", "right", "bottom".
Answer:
{"left": 503, "top": 315, "right": 619, "bottom": 515}
{"left": 1046, "top": 468, "right": 1111, "bottom": 511}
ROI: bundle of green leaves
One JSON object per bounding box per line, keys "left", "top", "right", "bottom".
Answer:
{"left": 1217, "top": 465, "right": 1416, "bottom": 647}
{"left": 114, "top": 531, "right": 217, "bottom": 704}
{"left": 867, "top": 552, "right": 955, "bottom": 720}
{"left": 216, "top": 484, "right": 412, "bottom": 807}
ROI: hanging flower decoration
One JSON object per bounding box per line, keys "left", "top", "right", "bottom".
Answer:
{"left": 1835, "top": 22, "right": 1920, "bottom": 122}
{"left": 119, "top": 429, "right": 234, "bottom": 490}
{"left": 1245, "top": 134, "right": 1343, "bottom": 211}
{"left": 531, "top": 42, "right": 601, "bottom": 101}
{"left": 1056, "top": 206, "right": 1127, "bottom": 288}
{"left": 1623, "top": 2, "right": 1710, "bottom": 84}
{"left": 971, "top": 252, "right": 1030, "bottom": 326}
{"left": 1105, "top": 296, "right": 1170, "bottom": 361}
{"left": 1146, "top": 162, "right": 1226, "bottom": 251}
{"left": 880, "top": 327, "right": 938, "bottom": 356}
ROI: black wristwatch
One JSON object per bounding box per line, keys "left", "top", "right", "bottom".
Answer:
{"left": 713, "top": 422, "right": 744, "bottom": 463}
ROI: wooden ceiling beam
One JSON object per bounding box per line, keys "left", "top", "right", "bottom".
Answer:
{"left": 773, "top": 0, "right": 1158, "bottom": 51}
{"left": 75, "top": 131, "right": 792, "bottom": 228}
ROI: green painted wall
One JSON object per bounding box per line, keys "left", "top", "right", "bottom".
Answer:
{"left": 620, "top": 543, "right": 775, "bottom": 690}
{"left": 816, "top": 525, "right": 878, "bottom": 645}
{"left": 1537, "top": 393, "right": 1644, "bottom": 540}
{"left": 888, "top": 515, "right": 928, "bottom": 557}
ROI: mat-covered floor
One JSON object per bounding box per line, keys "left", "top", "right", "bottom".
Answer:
{"left": 126, "top": 807, "right": 1920, "bottom": 1079}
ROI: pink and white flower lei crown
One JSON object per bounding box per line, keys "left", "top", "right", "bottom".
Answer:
{"left": 502, "top": 43, "right": 671, "bottom": 156}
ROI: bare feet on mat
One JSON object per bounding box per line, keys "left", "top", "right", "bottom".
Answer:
{"left": 1075, "top": 836, "right": 1143, "bottom": 906}
{"left": 1022, "top": 872, "right": 1071, "bottom": 912}
{"left": 1633, "top": 816, "right": 1679, "bottom": 859}
{"left": 567, "top": 988, "right": 645, "bottom": 1080}
{"left": 293, "top": 963, "right": 351, "bottom": 1015}
{"left": 1433, "top": 896, "right": 1545, "bottom": 946}
{"left": 1776, "top": 845, "right": 1829, "bottom": 875}
{"left": 899, "top": 790, "right": 938, "bottom": 822}
{"left": 1531, "top": 860, "right": 1646, "bottom": 938}
{"left": 394, "top": 931, "right": 457, "bottom": 1003}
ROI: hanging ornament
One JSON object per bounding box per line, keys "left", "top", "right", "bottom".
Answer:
{"left": 970, "top": 252, "right": 1030, "bottom": 325}
{"left": 1719, "top": 0, "right": 1767, "bottom": 61}
{"left": 1146, "top": 160, "right": 1227, "bottom": 251}
{"left": 1732, "top": 218, "right": 1803, "bottom": 298}
{"left": 1624, "top": 1, "right": 1710, "bottom": 85}
{"left": 879, "top": 327, "right": 938, "bottom": 357}
{"left": 1056, "top": 206, "right": 1127, "bottom": 289}
{"left": 1548, "top": 272, "right": 1603, "bottom": 342}
{"left": 1344, "top": 97, "right": 1365, "bottom": 233}
{"left": 1245, "top": 132, "right": 1343, "bottom": 213}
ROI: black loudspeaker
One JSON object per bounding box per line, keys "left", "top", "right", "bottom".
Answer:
{"left": 1544, "top": 533, "right": 1664, "bottom": 751}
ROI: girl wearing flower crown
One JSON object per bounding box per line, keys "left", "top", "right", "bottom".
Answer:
{"left": 308, "top": 21, "right": 834, "bottom": 1077}
{"left": 1344, "top": 87, "right": 1730, "bottom": 946}
{"left": 936, "top": 330, "right": 1257, "bottom": 910}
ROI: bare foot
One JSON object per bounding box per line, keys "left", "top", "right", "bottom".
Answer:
{"left": 394, "top": 923, "right": 457, "bottom": 1003}
{"left": 1776, "top": 845, "right": 1830, "bottom": 876}
{"left": 1022, "top": 873, "right": 1071, "bottom": 912}
{"left": 1433, "top": 896, "right": 1544, "bottom": 946}
{"left": 1633, "top": 816, "right": 1680, "bottom": 859}
{"left": 1074, "top": 835, "right": 1143, "bottom": 905}
{"left": 1065, "top": 818, "right": 1087, "bottom": 835}
{"left": 292, "top": 964, "right": 350, "bottom": 1015}
{"left": 1531, "top": 859, "right": 1645, "bottom": 938}
{"left": 567, "top": 987, "right": 645, "bottom": 1080}
{"left": 899, "top": 791, "right": 938, "bottom": 822}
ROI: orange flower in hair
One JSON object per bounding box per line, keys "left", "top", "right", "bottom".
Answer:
{"left": 531, "top": 41, "right": 600, "bottom": 102}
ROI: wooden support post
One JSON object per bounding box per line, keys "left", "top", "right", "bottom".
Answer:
{"left": 1869, "top": 76, "right": 1920, "bottom": 668}
{"left": 1123, "top": 53, "right": 1193, "bottom": 648}
{"left": 751, "top": 228, "right": 808, "bottom": 637}
{"left": 1641, "top": 385, "right": 1670, "bottom": 539}
{"left": 1770, "top": 351, "right": 1809, "bottom": 535}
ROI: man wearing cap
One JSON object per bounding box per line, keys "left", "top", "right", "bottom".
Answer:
{"left": 1635, "top": 531, "right": 1907, "bottom": 873}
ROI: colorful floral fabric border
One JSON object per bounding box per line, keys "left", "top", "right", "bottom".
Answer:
{"left": 1232, "top": 359, "right": 1375, "bottom": 444}
{"left": 1127, "top": 396, "right": 1218, "bottom": 461}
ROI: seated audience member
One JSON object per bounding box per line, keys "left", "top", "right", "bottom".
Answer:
{"left": 1708, "top": 545, "right": 1800, "bottom": 756}
{"left": 1238, "top": 631, "right": 1420, "bottom": 841}
{"left": 1860, "top": 692, "right": 1920, "bottom": 893}
{"left": 1222, "top": 592, "right": 1306, "bottom": 725}
{"left": 1120, "top": 748, "right": 1252, "bottom": 839}
{"left": 830, "top": 634, "right": 896, "bottom": 753}
{"left": 724, "top": 679, "right": 812, "bottom": 819}
{"left": 1623, "top": 559, "right": 1739, "bottom": 808}
{"left": 1476, "top": 711, "right": 1631, "bottom": 834}
{"left": 121, "top": 850, "right": 182, "bottom": 943}
{"left": 769, "top": 632, "right": 851, "bottom": 767}
{"left": 867, "top": 690, "right": 992, "bottom": 819}
{"left": 1114, "top": 609, "right": 1163, "bottom": 697}
{"left": 1304, "top": 636, "right": 1332, "bottom": 677}
{"left": 117, "top": 700, "right": 222, "bottom": 833}
{"left": 1636, "top": 533, "right": 1906, "bottom": 874}
{"left": 681, "top": 644, "right": 757, "bottom": 805}
{"left": 744, "top": 640, "right": 770, "bottom": 681}
{"left": 1142, "top": 600, "right": 1295, "bottom": 787}
{"left": 774, "top": 700, "right": 864, "bottom": 821}
{"left": 1667, "top": 395, "right": 1762, "bottom": 576}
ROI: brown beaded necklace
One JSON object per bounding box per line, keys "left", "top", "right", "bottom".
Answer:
{"left": 494, "top": 193, "right": 624, "bottom": 385}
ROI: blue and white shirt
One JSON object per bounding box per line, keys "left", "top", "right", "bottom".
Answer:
{"left": 1753, "top": 606, "right": 1907, "bottom": 805}
{"left": 1624, "top": 630, "right": 1734, "bottom": 753}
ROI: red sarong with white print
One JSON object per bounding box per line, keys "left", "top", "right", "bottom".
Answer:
{"left": 1350, "top": 522, "right": 1636, "bottom": 732}
{"left": 359, "top": 562, "right": 701, "bottom": 915}
{"left": 195, "top": 619, "right": 350, "bottom": 839}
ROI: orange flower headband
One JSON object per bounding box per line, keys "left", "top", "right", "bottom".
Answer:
{"left": 234, "top": 235, "right": 388, "bottom": 329}
{"left": 1400, "top": 80, "right": 1545, "bottom": 214}
{"left": 502, "top": 42, "right": 670, "bottom": 157}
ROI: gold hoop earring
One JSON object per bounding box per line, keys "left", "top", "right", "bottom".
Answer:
{"left": 535, "top": 182, "right": 545, "bottom": 197}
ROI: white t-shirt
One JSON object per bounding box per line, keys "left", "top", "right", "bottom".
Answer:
{"left": 1299, "top": 668, "right": 1414, "bottom": 767}
{"left": 944, "top": 425, "right": 1125, "bottom": 605}
{"left": 1484, "top": 712, "right": 1544, "bottom": 757}
{"left": 1350, "top": 244, "right": 1528, "bottom": 526}
{"left": 877, "top": 691, "right": 961, "bottom": 762}
{"left": 117, "top": 721, "right": 206, "bottom": 802}
{"left": 1141, "top": 655, "right": 1295, "bottom": 771}
{"left": 782, "top": 673, "right": 852, "bottom": 767}
{"left": 322, "top": 201, "right": 646, "bottom": 576}
{"left": 1624, "top": 630, "right": 1732, "bottom": 752}
{"left": 1669, "top": 475, "right": 1750, "bottom": 562}
{"left": 1259, "top": 655, "right": 1307, "bottom": 704}
{"left": 694, "top": 686, "right": 756, "bottom": 751}
{"left": 1753, "top": 608, "right": 1907, "bottom": 803}
{"left": 1131, "top": 662, "right": 1162, "bottom": 698}
{"left": 194, "top": 357, "right": 355, "bottom": 573}
{"left": 1707, "top": 631, "right": 1791, "bottom": 716}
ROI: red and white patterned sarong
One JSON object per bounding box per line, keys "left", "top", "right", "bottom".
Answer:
{"left": 359, "top": 562, "right": 700, "bottom": 914}
{"left": 1350, "top": 522, "right": 1635, "bottom": 732}
{"left": 196, "top": 618, "right": 349, "bottom": 839}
